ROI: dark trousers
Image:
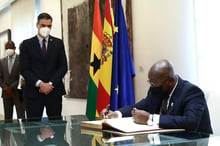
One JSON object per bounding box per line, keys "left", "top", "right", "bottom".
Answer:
{"left": 3, "top": 91, "right": 25, "bottom": 122}
{"left": 25, "top": 95, "right": 62, "bottom": 121}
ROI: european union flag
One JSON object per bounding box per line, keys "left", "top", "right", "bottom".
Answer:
{"left": 110, "top": 0, "right": 135, "bottom": 111}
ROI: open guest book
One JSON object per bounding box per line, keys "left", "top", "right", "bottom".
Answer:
{"left": 80, "top": 117, "right": 185, "bottom": 135}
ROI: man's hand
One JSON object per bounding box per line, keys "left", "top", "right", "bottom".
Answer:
{"left": 39, "top": 126, "right": 55, "bottom": 141}
{"left": 3, "top": 86, "right": 16, "bottom": 98}
{"left": 131, "top": 108, "right": 150, "bottom": 124}
{"left": 39, "top": 82, "right": 54, "bottom": 95}
{"left": 100, "top": 109, "right": 119, "bottom": 119}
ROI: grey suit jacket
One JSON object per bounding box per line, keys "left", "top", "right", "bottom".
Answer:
{"left": 0, "top": 54, "right": 20, "bottom": 98}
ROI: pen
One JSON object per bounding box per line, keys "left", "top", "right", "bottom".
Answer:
{"left": 132, "top": 107, "right": 136, "bottom": 115}
{"left": 105, "top": 104, "right": 110, "bottom": 115}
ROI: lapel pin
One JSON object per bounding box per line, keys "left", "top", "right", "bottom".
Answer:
{"left": 171, "top": 102, "right": 174, "bottom": 107}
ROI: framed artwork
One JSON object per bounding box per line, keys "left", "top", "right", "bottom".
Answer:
{"left": 61, "top": 0, "right": 132, "bottom": 99}
{"left": 0, "top": 29, "right": 11, "bottom": 58}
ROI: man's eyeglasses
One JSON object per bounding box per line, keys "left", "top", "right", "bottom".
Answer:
{"left": 147, "top": 77, "right": 169, "bottom": 87}
{"left": 147, "top": 80, "right": 157, "bottom": 87}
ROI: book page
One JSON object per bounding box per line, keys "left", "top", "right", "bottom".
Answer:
{"left": 102, "top": 117, "right": 160, "bottom": 133}
{"left": 80, "top": 120, "right": 103, "bottom": 130}
{"left": 80, "top": 117, "right": 184, "bottom": 135}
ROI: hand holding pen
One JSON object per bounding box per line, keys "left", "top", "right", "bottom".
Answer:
{"left": 104, "top": 104, "right": 110, "bottom": 116}
{"left": 100, "top": 104, "right": 111, "bottom": 119}
{"left": 100, "top": 104, "right": 119, "bottom": 119}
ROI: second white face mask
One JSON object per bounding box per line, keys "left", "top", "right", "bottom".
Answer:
{"left": 39, "top": 27, "right": 51, "bottom": 38}
{"left": 6, "top": 49, "right": 15, "bottom": 57}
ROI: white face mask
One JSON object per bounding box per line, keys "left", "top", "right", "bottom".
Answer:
{"left": 39, "top": 27, "right": 51, "bottom": 38}
{"left": 6, "top": 49, "right": 15, "bottom": 57}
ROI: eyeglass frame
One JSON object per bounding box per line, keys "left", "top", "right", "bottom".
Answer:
{"left": 147, "top": 77, "right": 169, "bottom": 87}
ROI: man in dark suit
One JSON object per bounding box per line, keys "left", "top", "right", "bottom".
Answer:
{"left": 19, "top": 12, "right": 67, "bottom": 121}
{"left": 101, "top": 59, "right": 213, "bottom": 134}
{"left": 0, "top": 41, "right": 25, "bottom": 122}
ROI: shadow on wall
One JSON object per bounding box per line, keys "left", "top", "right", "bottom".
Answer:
{"left": 207, "top": 92, "right": 220, "bottom": 135}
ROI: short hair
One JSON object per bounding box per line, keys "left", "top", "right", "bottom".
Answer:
{"left": 5, "top": 40, "right": 15, "bottom": 48}
{"left": 37, "top": 13, "right": 53, "bottom": 24}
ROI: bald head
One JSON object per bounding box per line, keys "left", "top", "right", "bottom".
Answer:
{"left": 148, "top": 59, "right": 176, "bottom": 87}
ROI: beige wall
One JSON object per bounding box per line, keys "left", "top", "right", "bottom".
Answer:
{"left": 132, "top": 0, "right": 197, "bottom": 100}
{"left": 0, "top": 6, "right": 11, "bottom": 31}
{"left": 11, "top": 0, "right": 35, "bottom": 48}
{"left": 0, "top": 0, "right": 198, "bottom": 117}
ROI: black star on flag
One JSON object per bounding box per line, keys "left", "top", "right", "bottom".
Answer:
{"left": 90, "top": 53, "right": 100, "bottom": 75}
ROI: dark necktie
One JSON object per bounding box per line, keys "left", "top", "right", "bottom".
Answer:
{"left": 160, "top": 96, "right": 169, "bottom": 114}
{"left": 42, "top": 39, "right": 46, "bottom": 58}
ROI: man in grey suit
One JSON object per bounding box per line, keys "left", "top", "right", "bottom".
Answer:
{"left": 0, "top": 41, "right": 25, "bottom": 122}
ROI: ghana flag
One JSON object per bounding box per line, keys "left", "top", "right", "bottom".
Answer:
{"left": 86, "top": 0, "right": 103, "bottom": 120}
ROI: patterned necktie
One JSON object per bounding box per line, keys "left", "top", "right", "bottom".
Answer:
{"left": 42, "top": 39, "right": 46, "bottom": 58}
{"left": 8, "top": 56, "right": 13, "bottom": 74}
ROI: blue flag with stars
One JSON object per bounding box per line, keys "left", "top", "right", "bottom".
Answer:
{"left": 110, "top": 0, "right": 135, "bottom": 111}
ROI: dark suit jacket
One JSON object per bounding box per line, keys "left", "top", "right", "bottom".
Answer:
{"left": 0, "top": 54, "right": 20, "bottom": 98}
{"left": 19, "top": 35, "right": 67, "bottom": 99}
{"left": 119, "top": 76, "right": 213, "bottom": 134}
